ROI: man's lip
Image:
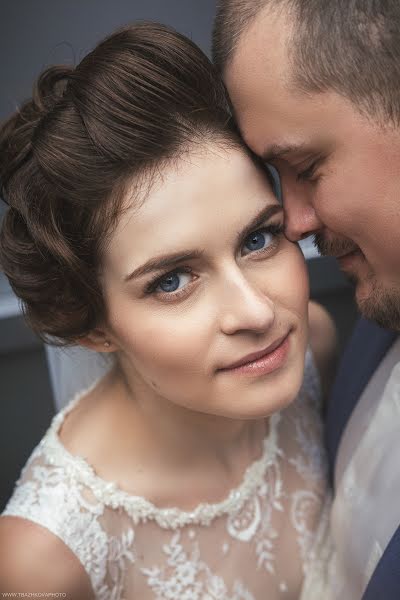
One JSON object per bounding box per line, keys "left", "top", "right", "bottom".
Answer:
{"left": 218, "top": 333, "right": 290, "bottom": 371}
{"left": 333, "top": 248, "right": 360, "bottom": 260}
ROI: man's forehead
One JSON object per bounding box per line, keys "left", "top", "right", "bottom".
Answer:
{"left": 223, "top": 6, "right": 379, "bottom": 165}
{"left": 224, "top": 6, "right": 334, "bottom": 148}
{"left": 229, "top": 90, "right": 319, "bottom": 157}
{"left": 225, "top": 36, "right": 306, "bottom": 153}
{"left": 227, "top": 61, "right": 343, "bottom": 158}
{"left": 225, "top": 4, "right": 293, "bottom": 96}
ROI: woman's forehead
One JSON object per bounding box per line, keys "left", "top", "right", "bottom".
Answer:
{"left": 104, "top": 145, "right": 279, "bottom": 275}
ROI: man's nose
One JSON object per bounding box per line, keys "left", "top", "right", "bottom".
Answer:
{"left": 219, "top": 271, "right": 275, "bottom": 336}
{"left": 283, "top": 186, "right": 323, "bottom": 242}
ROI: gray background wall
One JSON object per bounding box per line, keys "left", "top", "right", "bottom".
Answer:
{"left": 0, "top": 0, "right": 216, "bottom": 117}
{"left": 0, "top": 0, "right": 358, "bottom": 511}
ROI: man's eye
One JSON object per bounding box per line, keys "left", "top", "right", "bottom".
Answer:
{"left": 296, "top": 160, "right": 319, "bottom": 182}
{"left": 242, "top": 224, "right": 283, "bottom": 256}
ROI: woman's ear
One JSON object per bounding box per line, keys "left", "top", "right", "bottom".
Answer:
{"left": 78, "top": 328, "right": 117, "bottom": 353}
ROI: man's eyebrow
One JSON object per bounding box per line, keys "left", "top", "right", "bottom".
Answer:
{"left": 124, "top": 204, "right": 283, "bottom": 283}
{"left": 261, "top": 143, "right": 308, "bottom": 163}
{"left": 124, "top": 250, "right": 205, "bottom": 282}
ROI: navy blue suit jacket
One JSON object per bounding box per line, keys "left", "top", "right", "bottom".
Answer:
{"left": 326, "top": 317, "right": 398, "bottom": 599}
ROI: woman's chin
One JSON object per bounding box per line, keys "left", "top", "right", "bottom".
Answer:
{"left": 213, "top": 342, "right": 306, "bottom": 420}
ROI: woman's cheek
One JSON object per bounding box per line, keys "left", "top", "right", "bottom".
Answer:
{"left": 111, "top": 298, "right": 209, "bottom": 372}
{"left": 260, "top": 244, "right": 309, "bottom": 316}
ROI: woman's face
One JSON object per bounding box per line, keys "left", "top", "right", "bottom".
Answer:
{"left": 101, "top": 144, "right": 309, "bottom": 419}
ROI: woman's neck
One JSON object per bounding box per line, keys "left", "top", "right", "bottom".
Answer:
{"left": 115, "top": 364, "right": 268, "bottom": 480}
{"left": 60, "top": 365, "right": 269, "bottom": 509}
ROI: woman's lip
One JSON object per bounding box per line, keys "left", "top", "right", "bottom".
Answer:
{"left": 218, "top": 334, "right": 291, "bottom": 377}
{"left": 218, "top": 333, "right": 290, "bottom": 371}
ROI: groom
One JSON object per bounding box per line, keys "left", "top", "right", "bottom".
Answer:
{"left": 213, "top": 1, "right": 400, "bottom": 598}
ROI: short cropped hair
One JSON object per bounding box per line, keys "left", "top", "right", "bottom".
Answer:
{"left": 213, "top": 0, "right": 400, "bottom": 125}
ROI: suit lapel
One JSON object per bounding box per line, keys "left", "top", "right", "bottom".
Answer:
{"left": 326, "top": 317, "right": 397, "bottom": 596}
{"left": 362, "top": 525, "right": 400, "bottom": 600}
{"left": 325, "top": 317, "right": 396, "bottom": 483}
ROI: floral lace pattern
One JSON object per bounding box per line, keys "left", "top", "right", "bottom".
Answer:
{"left": 2, "top": 349, "right": 331, "bottom": 600}
{"left": 142, "top": 532, "right": 256, "bottom": 600}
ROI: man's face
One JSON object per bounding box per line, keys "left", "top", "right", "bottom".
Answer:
{"left": 225, "top": 8, "right": 400, "bottom": 330}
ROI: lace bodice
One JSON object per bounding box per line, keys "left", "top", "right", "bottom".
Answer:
{"left": 2, "top": 350, "right": 331, "bottom": 600}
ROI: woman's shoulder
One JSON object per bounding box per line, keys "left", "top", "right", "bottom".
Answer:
{"left": 0, "top": 516, "right": 94, "bottom": 599}
{"left": 1, "top": 422, "right": 132, "bottom": 599}
{"left": 0, "top": 372, "right": 121, "bottom": 596}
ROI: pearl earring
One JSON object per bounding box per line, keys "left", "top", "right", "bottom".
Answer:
{"left": 104, "top": 341, "right": 111, "bottom": 348}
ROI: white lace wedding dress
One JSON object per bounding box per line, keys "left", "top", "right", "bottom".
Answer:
{"left": 2, "top": 350, "right": 332, "bottom": 599}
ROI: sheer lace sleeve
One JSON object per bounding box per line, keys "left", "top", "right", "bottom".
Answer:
{"left": 2, "top": 440, "right": 135, "bottom": 600}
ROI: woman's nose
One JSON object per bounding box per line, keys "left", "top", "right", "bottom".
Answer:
{"left": 219, "top": 272, "right": 275, "bottom": 336}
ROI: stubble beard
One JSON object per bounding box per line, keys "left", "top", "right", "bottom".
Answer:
{"left": 314, "top": 233, "right": 400, "bottom": 331}
{"left": 357, "top": 275, "right": 400, "bottom": 331}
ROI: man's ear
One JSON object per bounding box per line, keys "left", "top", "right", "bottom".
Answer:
{"left": 78, "top": 328, "right": 117, "bottom": 353}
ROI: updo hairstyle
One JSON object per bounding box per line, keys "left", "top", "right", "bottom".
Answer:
{"left": 0, "top": 23, "right": 239, "bottom": 344}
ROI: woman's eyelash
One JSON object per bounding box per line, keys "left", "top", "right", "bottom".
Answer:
{"left": 263, "top": 222, "right": 284, "bottom": 236}
{"left": 145, "top": 266, "right": 193, "bottom": 295}
{"left": 243, "top": 221, "right": 284, "bottom": 243}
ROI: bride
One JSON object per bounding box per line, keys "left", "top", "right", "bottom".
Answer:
{"left": 0, "top": 22, "right": 335, "bottom": 599}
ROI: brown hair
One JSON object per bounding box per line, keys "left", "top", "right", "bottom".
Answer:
{"left": 213, "top": 0, "right": 400, "bottom": 125}
{"left": 0, "top": 22, "right": 240, "bottom": 344}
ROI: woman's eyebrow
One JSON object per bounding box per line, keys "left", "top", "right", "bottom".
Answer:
{"left": 124, "top": 204, "right": 283, "bottom": 283}
{"left": 124, "top": 250, "right": 205, "bottom": 282}
{"left": 237, "top": 204, "right": 283, "bottom": 244}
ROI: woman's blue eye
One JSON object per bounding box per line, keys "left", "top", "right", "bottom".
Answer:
{"left": 243, "top": 229, "right": 274, "bottom": 255}
{"left": 158, "top": 273, "right": 180, "bottom": 292}
{"left": 156, "top": 271, "right": 191, "bottom": 294}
